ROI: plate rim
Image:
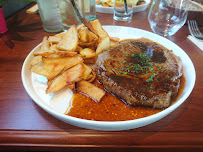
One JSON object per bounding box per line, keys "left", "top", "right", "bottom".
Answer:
{"left": 21, "top": 25, "right": 196, "bottom": 131}
{"left": 96, "top": 0, "right": 151, "bottom": 13}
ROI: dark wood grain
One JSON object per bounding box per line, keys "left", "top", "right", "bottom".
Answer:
{"left": 0, "top": 3, "right": 202, "bottom": 152}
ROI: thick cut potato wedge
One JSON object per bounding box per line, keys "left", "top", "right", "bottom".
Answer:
{"left": 36, "top": 50, "right": 77, "bottom": 58}
{"left": 48, "top": 36, "right": 62, "bottom": 44}
{"left": 75, "top": 45, "right": 83, "bottom": 52}
{"left": 80, "top": 48, "right": 96, "bottom": 58}
{"left": 110, "top": 37, "right": 120, "bottom": 42}
{"left": 30, "top": 61, "right": 50, "bottom": 78}
{"left": 90, "top": 19, "right": 109, "bottom": 39}
{"left": 57, "top": 25, "right": 78, "bottom": 51}
{"left": 46, "top": 64, "right": 84, "bottom": 94}
{"left": 30, "top": 56, "right": 42, "bottom": 66}
{"left": 42, "top": 55, "right": 83, "bottom": 79}
{"left": 55, "top": 32, "right": 66, "bottom": 38}
{"left": 78, "top": 27, "right": 89, "bottom": 43}
{"left": 76, "top": 80, "right": 105, "bottom": 102}
{"left": 82, "top": 18, "right": 98, "bottom": 36}
{"left": 82, "top": 64, "right": 92, "bottom": 80}
{"left": 96, "top": 37, "right": 110, "bottom": 55}
{"left": 33, "top": 36, "right": 49, "bottom": 56}
{"left": 110, "top": 40, "right": 119, "bottom": 48}
{"left": 77, "top": 23, "right": 85, "bottom": 31}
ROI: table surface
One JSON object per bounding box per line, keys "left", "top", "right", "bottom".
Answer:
{"left": 0, "top": 4, "right": 203, "bottom": 152}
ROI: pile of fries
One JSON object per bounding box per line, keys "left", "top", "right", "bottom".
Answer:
{"left": 30, "top": 19, "right": 119, "bottom": 102}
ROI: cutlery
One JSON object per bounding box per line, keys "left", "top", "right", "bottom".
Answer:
{"left": 188, "top": 20, "right": 203, "bottom": 41}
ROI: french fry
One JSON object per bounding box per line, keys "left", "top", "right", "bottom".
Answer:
{"left": 78, "top": 40, "right": 97, "bottom": 48}
{"left": 30, "top": 61, "right": 50, "bottom": 78}
{"left": 46, "top": 64, "right": 84, "bottom": 94}
{"left": 90, "top": 19, "right": 109, "bottom": 39}
{"left": 42, "top": 55, "right": 83, "bottom": 79}
{"left": 77, "top": 23, "right": 85, "bottom": 31}
{"left": 76, "top": 80, "right": 105, "bottom": 102}
{"left": 75, "top": 45, "right": 83, "bottom": 52}
{"left": 48, "top": 36, "right": 62, "bottom": 44}
{"left": 96, "top": 37, "right": 110, "bottom": 55}
{"left": 78, "top": 27, "right": 89, "bottom": 43}
{"left": 87, "top": 71, "right": 96, "bottom": 83}
{"left": 110, "top": 40, "right": 119, "bottom": 48}
{"left": 110, "top": 37, "right": 120, "bottom": 42}
{"left": 80, "top": 48, "right": 96, "bottom": 58}
{"left": 55, "top": 32, "right": 66, "bottom": 38}
{"left": 82, "top": 64, "right": 92, "bottom": 80}
{"left": 33, "top": 36, "right": 49, "bottom": 56}
{"left": 57, "top": 25, "right": 78, "bottom": 51}
{"left": 30, "top": 56, "right": 42, "bottom": 66}
{"left": 82, "top": 18, "right": 98, "bottom": 36}
{"left": 36, "top": 50, "right": 77, "bottom": 58}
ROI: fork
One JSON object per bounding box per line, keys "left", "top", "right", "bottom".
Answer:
{"left": 188, "top": 20, "right": 203, "bottom": 41}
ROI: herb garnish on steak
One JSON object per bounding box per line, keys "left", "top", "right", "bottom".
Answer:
{"left": 96, "top": 39, "right": 183, "bottom": 109}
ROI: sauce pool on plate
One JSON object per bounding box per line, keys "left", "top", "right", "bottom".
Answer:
{"left": 66, "top": 76, "right": 185, "bottom": 121}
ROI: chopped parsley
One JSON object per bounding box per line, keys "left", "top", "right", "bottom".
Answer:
{"left": 146, "top": 73, "right": 156, "bottom": 83}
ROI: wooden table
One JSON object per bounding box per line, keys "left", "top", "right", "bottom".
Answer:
{"left": 0, "top": 4, "right": 202, "bottom": 152}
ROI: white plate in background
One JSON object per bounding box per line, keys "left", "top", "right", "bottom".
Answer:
{"left": 96, "top": 0, "right": 151, "bottom": 14}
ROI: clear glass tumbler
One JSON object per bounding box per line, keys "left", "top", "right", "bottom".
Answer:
{"left": 148, "top": 0, "right": 189, "bottom": 36}
{"left": 114, "top": 0, "right": 135, "bottom": 21}
{"left": 37, "top": 0, "right": 63, "bottom": 33}
{"left": 57, "top": 0, "right": 84, "bottom": 30}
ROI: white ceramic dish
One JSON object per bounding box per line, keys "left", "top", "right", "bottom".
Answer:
{"left": 21, "top": 26, "right": 196, "bottom": 131}
{"left": 96, "top": 0, "right": 151, "bottom": 14}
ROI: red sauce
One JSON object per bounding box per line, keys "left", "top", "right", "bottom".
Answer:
{"left": 66, "top": 76, "right": 185, "bottom": 121}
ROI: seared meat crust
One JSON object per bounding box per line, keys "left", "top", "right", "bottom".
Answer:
{"left": 96, "top": 40, "right": 183, "bottom": 109}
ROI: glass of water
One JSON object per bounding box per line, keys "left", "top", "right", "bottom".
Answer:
{"left": 148, "top": 0, "right": 189, "bottom": 36}
{"left": 114, "top": 0, "right": 135, "bottom": 21}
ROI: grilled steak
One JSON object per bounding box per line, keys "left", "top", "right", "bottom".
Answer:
{"left": 96, "top": 39, "right": 183, "bottom": 109}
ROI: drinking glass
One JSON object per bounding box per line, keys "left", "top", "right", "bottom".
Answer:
{"left": 37, "top": 0, "right": 63, "bottom": 33}
{"left": 148, "top": 0, "right": 189, "bottom": 36}
{"left": 114, "top": 0, "right": 135, "bottom": 21}
{"left": 57, "top": 0, "right": 84, "bottom": 30}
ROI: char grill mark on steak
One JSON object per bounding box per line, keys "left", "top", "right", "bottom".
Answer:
{"left": 96, "top": 40, "right": 183, "bottom": 109}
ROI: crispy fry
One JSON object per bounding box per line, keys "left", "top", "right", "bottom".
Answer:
{"left": 90, "top": 19, "right": 109, "bottom": 39}
{"left": 82, "top": 18, "right": 98, "bottom": 36}
{"left": 77, "top": 23, "right": 85, "bottom": 31}
{"left": 87, "top": 71, "right": 96, "bottom": 83}
{"left": 96, "top": 37, "right": 110, "bottom": 55}
{"left": 80, "top": 48, "right": 96, "bottom": 58}
{"left": 57, "top": 25, "right": 78, "bottom": 51}
{"left": 42, "top": 55, "right": 83, "bottom": 79}
{"left": 48, "top": 36, "right": 62, "bottom": 44}
{"left": 55, "top": 32, "right": 66, "bottom": 38}
{"left": 35, "top": 50, "right": 77, "bottom": 58}
{"left": 30, "top": 61, "right": 50, "bottom": 78}
{"left": 30, "top": 56, "right": 42, "bottom": 66}
{"left": 82, "top": 64, "right": 92, "bottom": 80}
{"left": 76, "top": 80, "right": 105, "bottom": 102}
{"left": 46, "top": 64, "right": 84, "bottom": 94}
{"left": 75, "top": 45, "right": 83, "bottom": 52}
{"left": 33, "top": 36, "right": 49, "bottom": 56}
{"left": 78, "top": 27, "right": 89, "bottom": 43}
{"left": 110, "top": 37, "right": 120, "bottom": 42}
{"left": 110, "top": 40, "right": 119, "bottom": 48}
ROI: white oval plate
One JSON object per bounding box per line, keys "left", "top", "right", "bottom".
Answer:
{"left": 21, "top": 26, "right": 196, "bottom": 131}
{"left": 96, "top": 0, "right": 151, "bottom": 14}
